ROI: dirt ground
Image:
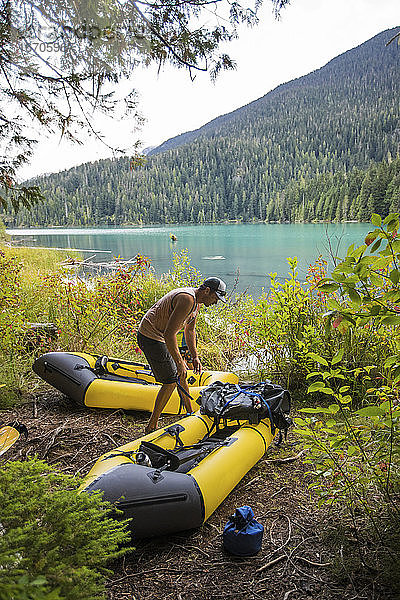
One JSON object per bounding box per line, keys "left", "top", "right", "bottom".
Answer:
{"left": 1, "top": 390, "right": 394, "bottom": 600}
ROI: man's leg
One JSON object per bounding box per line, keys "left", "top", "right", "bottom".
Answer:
{"left": 145, "top": 382, "right": 176, "bottom": 434}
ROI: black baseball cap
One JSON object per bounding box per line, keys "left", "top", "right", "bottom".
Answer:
{"left": 202, "top": 277, "right": 227, "bottom": 302}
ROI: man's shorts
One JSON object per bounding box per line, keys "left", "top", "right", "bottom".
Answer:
{"left": 137, "top": 331, "right": 178, "bottom": 384}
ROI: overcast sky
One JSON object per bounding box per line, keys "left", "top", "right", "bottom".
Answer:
{"left": 20, "top": 0, "right": 400, "bottom": 180}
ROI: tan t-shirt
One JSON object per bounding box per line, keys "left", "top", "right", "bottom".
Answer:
{"left": 138, "top": 287, "right": 198, "bottom": 342}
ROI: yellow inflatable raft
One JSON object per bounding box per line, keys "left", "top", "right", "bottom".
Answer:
{"left": 33, "top": 352, "right": 238, "bottom": 413}
{"left": 80, "top": 406, "right": 285, "bottom": 538}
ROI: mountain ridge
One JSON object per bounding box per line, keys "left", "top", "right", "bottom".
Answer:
{"left": 149, "top": 27, "right": 399, "bottom": 156}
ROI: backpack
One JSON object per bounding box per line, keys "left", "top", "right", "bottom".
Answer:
{"left": 199, "top": 381, "right": 292, "bottom": 434}
{"left": 223, "top": 506, "right": 264, "bottom": 556}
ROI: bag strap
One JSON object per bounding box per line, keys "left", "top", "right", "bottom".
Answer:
{"left": 220, "top": 384, "right": 276, "bottom": 434}
{"left": 176, "top": 376, "right": 195, "bottom": 414}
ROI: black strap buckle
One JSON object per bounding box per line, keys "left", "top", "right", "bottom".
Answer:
{"left": 164, "top": 424, "right": 185, "bottom": 448}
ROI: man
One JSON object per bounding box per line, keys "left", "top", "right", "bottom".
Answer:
{"left": 137, "top": 277, "right": 227, "bottom": 433}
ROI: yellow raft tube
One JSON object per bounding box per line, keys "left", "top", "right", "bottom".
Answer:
{"left": 33, "top": 352, "right": 238, "bottom": 413}
{"left": 80, "top": 409, "right": 276, "bottom": 538}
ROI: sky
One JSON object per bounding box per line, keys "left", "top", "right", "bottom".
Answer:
{"left": 20, "top": 0, "right": 400, "bottom": 180}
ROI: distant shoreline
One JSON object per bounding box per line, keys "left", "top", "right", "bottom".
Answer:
{"left": 6, "top": 219, "right": 366, "bottom": 232}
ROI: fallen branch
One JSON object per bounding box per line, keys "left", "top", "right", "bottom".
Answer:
{"left": 286, "top": 536, "right": 317, "bottom": 562}
{"left": 264, "top": 450, "right": 306, "bottom": 464}
{"left": 102, "top": 432, "right": 118, "bottom": 446}
{"left": 297, "top": 556, "right": 331, "bottom": 568}
{"left": 256, "top": 554, "right": 286, "bottom": 573}
{"left": 271, "top": 485, "right": 286, "bottom": 499}
{"left": 245, "top": 475, "right": 260, "bottom": 488}
{"left": 270, "top": 514, "right": 292, "bottom": 548}
{"left": 42, "top": 424, "right": 66, "bottom": 458}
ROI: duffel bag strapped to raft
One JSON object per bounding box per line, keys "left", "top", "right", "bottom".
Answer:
{"left": 199, "top": 380, "right": 292, "bottom": 434}
{"left": 223, "top": 505, "right": 264, "bottom": 556}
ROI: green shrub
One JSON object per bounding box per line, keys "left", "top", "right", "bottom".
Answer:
{"left": 40, "top": 254, "right": 152, "bottom": 356}
{"left": 170, "top": 249, "right": 203, "bottom": 287}
{"left": 252, "top": 257, "right": 322, "bottom": 390}
{"left": 0, "top": 247, "right": 69, "bottom": 406}
{"left": 0, "top": 575, "right": 62, "bottom": 600}
{"left": 0, "top": 458, "right": 131, "bottom": 600}
{"left": 293, "top": 214, "right": 400, "bottom": 593}
{"left": 196, "top": 291, "right": 257, "bottom": 372}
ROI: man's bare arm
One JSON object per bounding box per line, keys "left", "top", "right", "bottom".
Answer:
{"left": 164, "top": 293, "right": 195, "bottom": 376}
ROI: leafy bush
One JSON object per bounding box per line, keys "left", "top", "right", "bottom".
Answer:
{"left": 296, "top": 360, "right": 400, "bottom": 509}
{"left": 170, "top": 249, "right": 203, "bottom": 288}
{"left": 236, "top": 239, "right": 398, "bottom": 401}
{"left": 0, "top": 247, "right": 71, "bottom": 406}
{"left": 196, "top": 291, "right": 256, "bottom": 372}
{"left": 252, "top": 257, "right": 322, "bottom": 390}
{"left": 293, "top": 214, "right": 400, "bottom": 593}
{"left": 295, "top": 362, "right": 400, "bottom": 593}
{"left": 0, "top": 458, "right": 131, "bottom": 600}
{"left": 40, "top": 254, "right": 151, "bottom": 356}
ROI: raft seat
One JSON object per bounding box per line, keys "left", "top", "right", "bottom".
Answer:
{"left": 138, "top": 424, "right": 240, "bottom": 475}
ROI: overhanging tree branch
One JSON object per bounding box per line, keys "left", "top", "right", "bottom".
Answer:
{"left": 0, "top": 0, "right": 290, "bottom": 213}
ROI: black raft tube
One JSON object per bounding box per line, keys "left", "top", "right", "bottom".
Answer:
{"left": 83, "top": 462, "right": 205, "bottom": 539}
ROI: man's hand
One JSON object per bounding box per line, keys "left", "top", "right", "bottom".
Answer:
{"left": 192, "top": 357, "right": 202, "bottom": 374}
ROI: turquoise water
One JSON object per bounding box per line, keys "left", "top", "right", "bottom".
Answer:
{"left": 7, "top": 223, "right": 371, "bottom": 296}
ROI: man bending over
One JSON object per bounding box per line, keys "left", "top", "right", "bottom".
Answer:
{"left": 137, "top": 277, "right": 227, "bottom": 433}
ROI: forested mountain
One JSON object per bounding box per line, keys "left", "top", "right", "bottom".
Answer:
{"left": 265, "top": 156, "right": 400, "bottom": 222}
{"left": 4, "top": 27, "right": 400, "bottom": 227}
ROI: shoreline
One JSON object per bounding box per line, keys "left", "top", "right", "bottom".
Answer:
{"left": 6, "top": 219, "right": 368, "bottom": 233}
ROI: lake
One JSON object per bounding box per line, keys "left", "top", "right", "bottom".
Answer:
{"left": 6, "top": 223, "right": 372, "bottom": 297}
